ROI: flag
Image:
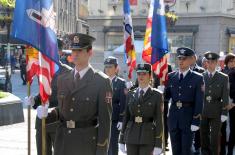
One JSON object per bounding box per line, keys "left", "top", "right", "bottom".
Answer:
{"left": 142, "top": 0, "right": 169, "bottom": 84}
{"left": 130, "top": 0, "right": 137, "bottom": 5}
{"left": 26, "top": 46, "right": 39, "bottom": 84}
{"left": 11, "top": 0, "right": 59, "bottom": 104}
{"left": 123, "top": 0, "right": 136, "bottom": 79}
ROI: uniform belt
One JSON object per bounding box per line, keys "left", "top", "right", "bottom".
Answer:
{"left": 60, "top": 119, "right": 97, "bottom": 129}
{"left": 172, "top": 101, "right": 194, "bottom": 109}
{"left": 130, "top": 116, "right": 153, "bottom": 123}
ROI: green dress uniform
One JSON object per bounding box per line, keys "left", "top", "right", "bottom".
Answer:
{"left": 52, "top": 33, "right": 113, "bottom": 155}
{"left": 200, "top": 52, "right": 229, "bottom": 155}
{"left": 119, "top": 64, "right": 163, "bottom": 155}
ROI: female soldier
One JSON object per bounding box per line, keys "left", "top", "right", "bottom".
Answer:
{"left": 119, "top": 63, "right": 163, "bottom": 155}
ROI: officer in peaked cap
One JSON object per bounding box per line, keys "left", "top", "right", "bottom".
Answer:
{"left": 165, "top": 47, "right": 204, "bottom": 155}
{"left": 119, "top": 63, "right": 164, "bottom": 155}
{"left": 38, "top": 33, "right": 112, "bottom": 155}
{"left": 104, "top": 56, "right": 127, "bottom": 155}
{"left": 201, "top": 51, "right": 229, "bottom": 155}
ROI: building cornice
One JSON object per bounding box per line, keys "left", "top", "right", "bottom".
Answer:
{"left": 87, "top": 16, "right": 147, "bottom": 20}
{"left": 177, "top": 12, "right": 235, "bottom": 19}
{"left": 87, "top": 12, "right": 235, "bottom": 20}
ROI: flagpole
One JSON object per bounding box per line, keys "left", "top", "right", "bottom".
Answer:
{"left": 160, "top": 79, "right": 166, "bottom": 155}
{"left": 27, "top": 82, "right": 31, "bottom": 155}
{"left": 42, "top": 116, "right": 46, "bottom": 155}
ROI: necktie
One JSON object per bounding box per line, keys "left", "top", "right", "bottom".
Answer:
{"left": 179, "top": 73, "right": 183, "bottom": 82}
{"left": 209, "top": 73, "right": 212, "bottom": 78}
{"left": 139, "top": 89, "right": 144, "bottom": 99}
{"left": 74, "top": 72, "right": 80, "bottom": 84}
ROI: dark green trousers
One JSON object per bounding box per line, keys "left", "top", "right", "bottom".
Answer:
{"left": 200, "top": 116, "right": 221, "bottom": 155}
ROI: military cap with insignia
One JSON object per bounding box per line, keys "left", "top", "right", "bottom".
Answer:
{"left": 67, "top": 33, "right": 96, "bottom": 50}
{"left": 177, "top": 47, "right": 195, "bottom": 57}
{"left": 204, "top": 51, "right": 220, "bottom": 60}
{"left": 104, "top": 56, "right": 118, "bottom": 66}
{"left": 136, "top": 63, "right": 152, "bottom": 73}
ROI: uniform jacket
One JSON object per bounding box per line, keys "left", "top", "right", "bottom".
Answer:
{"left": 119, "top": 87, "right": 163, "bottom": 148}
{"left": 111, "top": 76, "right": 126, "bottom": 122}
{"left": 165, "top": 70, "right": 204, "bottom": 127}
{"left": 202, "top": 71, "right": 229, "bottom": 118}
{"left": 54, "top": 66, "right": 112, "bottom": 155}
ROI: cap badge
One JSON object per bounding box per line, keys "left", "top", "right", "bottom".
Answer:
{"left": 73, "top": 36, "right": 79, "bottom": 44}
{"left": 140, "top": 64, "right": 144, "bottom": 68}
{"left": 208, "top": 54, "right": 212, "bottom": 59}
{"left": 179, "top": 49, "right": 185, "bottom": 54}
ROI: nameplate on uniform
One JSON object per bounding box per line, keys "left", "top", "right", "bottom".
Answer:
{"left": 176, "top": 101, "right": 182, "bottom": 109}
{"left": 135, "top": 116, "right": 143, "bottom": 123}
{"left": 206, "top": 96, "right": 212, "bottom": 102}
{"left": 67, "top": 120, "right": 75, "bottom": 128}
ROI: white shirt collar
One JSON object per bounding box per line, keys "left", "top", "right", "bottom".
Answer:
{"left": 138, "top": 85, "right": 150, "bottom": 95}
{"left": 179, "top": 68, "right": 190, "bottom": 78}
{"left": 74, "top": 64, "right": 91, "bottom": 79}
{"left": 207, "top": 70, "right": 216, "bottom": 77}
{"left": 109, "top": 75, "right": 116, "bottom": 81}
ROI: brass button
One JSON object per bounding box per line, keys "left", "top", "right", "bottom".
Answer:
{"left": 209, "top": 90, "right": 211, "bottom": 93}
{"left": 92, "top": 136, "right": 96, "bottom": 140}
{"left": 68, "top": 130, "right": 71, "bottom": 134}
{"left": 138, "top": 110, "right": 140, "bottom": 113}
{"left": 72, "top": 98, "right": 75, "bottom": 101}
{"left": 70, "top": 108, "right": 74, "bottom": 112}
{"left": 137, "top": 104, "right": 140, "bottom": 107}
{"left": 179, "top": 86, "right": 181, "bottom": 89}
{"left": 179, "top": 93, "right": 181, "bottom": 96}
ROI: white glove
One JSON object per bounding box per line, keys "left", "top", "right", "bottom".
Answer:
{"left": 157, "top": 85, "right": 165, "bottom": 92}
{"left": 117, "top": 122, "right": 123, "bottom": 130}
{"left": 126, "top": 81, "right": 133, "bottom": 89}
{"left": 37, "top": 104, "right": 49, "bottom": 119}
{"left": 221, "top": 115, "right": 228, "bottom": 122}
{"left": 24, "top": 96, "right": 35, "bottom": 106}
{"left": 191, "top": 125, "right": 199, "bottom": 131}
{"left": 119, "top": 144, "right": 127, "bottom": 153}
{"left": 153, "top": 147, "right": 162, "bottom": 155}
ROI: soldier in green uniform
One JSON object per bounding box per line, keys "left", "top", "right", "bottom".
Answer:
{"left": 119, "top": 63, "right": 163, "bottom": 155}
{"left": 37, "top": 33, "right": 112, "bottom": 155}
{"left": 200, "top": 51, "right": 229, "bottom": 155}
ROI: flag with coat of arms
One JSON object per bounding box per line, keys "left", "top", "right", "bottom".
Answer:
{"left": 11, "top": 0, "right": 59, "bottom": 104}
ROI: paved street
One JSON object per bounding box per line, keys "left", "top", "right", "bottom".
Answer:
{"left": 0, "top": 70, "right": 234, "bottom": 155}
{"left": 0, "top": 70, "right": 38, "bottom": 155}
